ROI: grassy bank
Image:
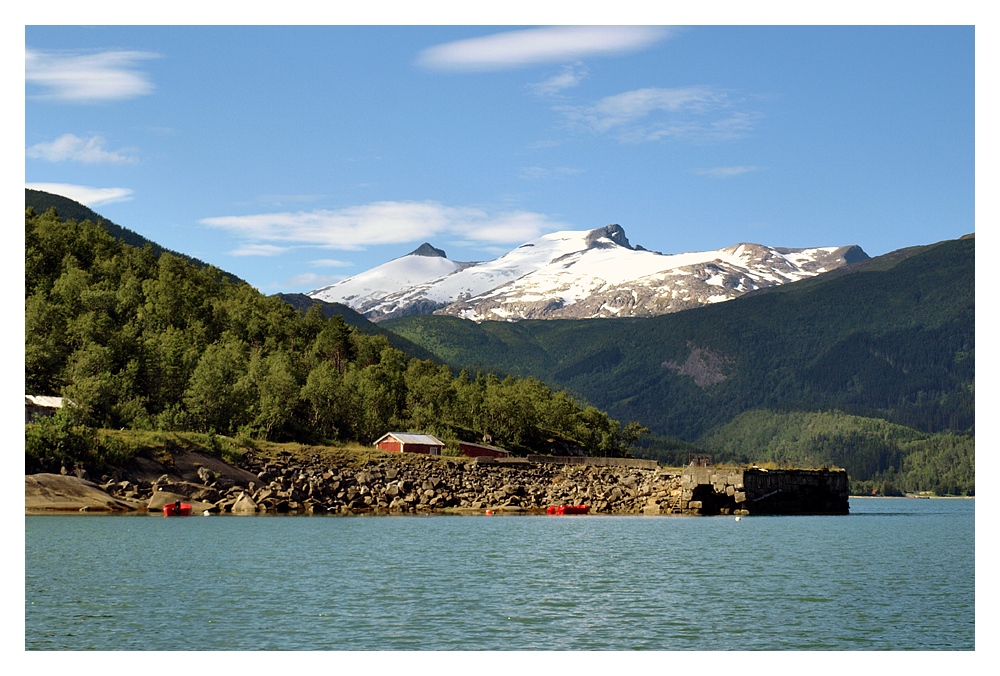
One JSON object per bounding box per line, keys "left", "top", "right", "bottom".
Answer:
{"left": 25, "top": 419, "right": 474, "bottom": 479}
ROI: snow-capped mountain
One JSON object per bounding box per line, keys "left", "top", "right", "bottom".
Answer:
{"left": 308, "top": 225, "right": 868, "bottom": 322}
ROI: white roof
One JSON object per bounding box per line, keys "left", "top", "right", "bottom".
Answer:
{"left": 375, "top": 432, "right": 445, "bottom": 447}
{"left": 25, "top": 395, "right": 66, "bottom": 408}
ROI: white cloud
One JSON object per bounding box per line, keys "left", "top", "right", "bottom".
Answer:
{"left": 26, "top": 133, "right": 137, "bottom": 164}
{"left": 26, "top": 182, "right": 133, "bottom": 206}
{"left": 529, "top": 64, "right": 588, "bottom": 96}
{"left": 26, "top": 49, "right": 158, "bottom": 102}
{"left": 559, "top": 86, "right": 759, "bottom": 142}
{"left": 228, "top": 244, "right": 289, "bottom": 257}
{"left": 417, "top": 26, "right": 672, "bottom": 71}
{"left": 693, "top": 165, "right": 762, "bottom": 178}
{"left": 564, "top": 86, "right": 723, "bottom": 132}
{"left": 201, "top": 200, "right": 569, "bottom": 250}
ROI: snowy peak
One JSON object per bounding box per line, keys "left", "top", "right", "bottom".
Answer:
{"left": 585, "top": 224, "right": 632, "bottom": 250}
{"left": 307, "top": 225, "right": 867, "bottom": 322}
{"left": 408, "top": 243, "right": 448, "bottom": 258}
{"left": 308, "top": 244, "right": 465, "bottom": 317}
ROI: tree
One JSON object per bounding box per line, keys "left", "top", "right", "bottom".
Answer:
{"left": 248, "top": 350, "right": 300, "bottom": 439}
{"left": 343, "top": 348, "right": 408, "bottom": 443}
{"left": 182, "top": 336, "right": 249, "bottom": 433}
{"left": 311, "top": 315, "right": 354, "bottom": 373}
{"left": 301, "top": 361, "right": 349, "bottom": 439}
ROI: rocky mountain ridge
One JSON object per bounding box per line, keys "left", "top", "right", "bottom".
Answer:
{"left": 309, "top": 224, "right": 867, "bottom": 322}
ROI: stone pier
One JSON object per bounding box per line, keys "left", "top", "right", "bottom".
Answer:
{"left": 680, "top": 466, "right": 849, "bottom": 516}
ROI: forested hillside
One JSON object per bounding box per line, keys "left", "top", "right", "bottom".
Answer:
{"left": 26, "top": 188, "right": 241, "bottom": 283}
{"left": 385, "top": 235, "right": 974, "bottom": 439}
{"left": 698, "top": 410, "right": 974, "bottom": 496}
{"left": 274, "top": 293, "right": 440, "bottom": 363}
{"left": 384, "top": 235, "right": 975, "bottom": 494}
{"left": 24, "top": 206, "right": 644, "bottom": 457}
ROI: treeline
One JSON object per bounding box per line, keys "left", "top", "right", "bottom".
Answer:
{"left": 698, "top": 409, "right": 974, "bottom": 495}
{"left": 25, "top": 207, "right": 645, "bottom": 456}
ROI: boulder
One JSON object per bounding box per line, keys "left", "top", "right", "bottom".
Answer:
{"left": 25, "top": 474, "right": 143, "bottom": 513}
{"left": 231, "top": 492, "right": 258, "bottom": 514}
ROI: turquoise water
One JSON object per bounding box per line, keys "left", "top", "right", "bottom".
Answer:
{"left": 25, "top": 498, "right": 974, "bottom": 650}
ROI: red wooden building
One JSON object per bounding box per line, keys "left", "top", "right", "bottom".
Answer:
{"left": 458, "top": 441, "right": 510, "bottom": 459}
{"left": 374, "top": 433, "right": 445, "bottom": 455}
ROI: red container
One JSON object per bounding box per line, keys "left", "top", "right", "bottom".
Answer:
{"left": 163, "top": 502, "right": 193, "bottom": 517}
{"left": 546, "top": 504, "right": 590, "bottom": 515}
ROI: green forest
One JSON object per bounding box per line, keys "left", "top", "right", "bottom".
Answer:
{"left": 697, "top": 409, "right": 974, "bottom": 496}
{"left": 25, "top": 206, "right": 647, "bottom": 466}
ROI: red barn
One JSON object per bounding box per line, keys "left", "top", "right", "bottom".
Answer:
{"left": 374, "top": 433, "right": 445, "bottom": 456}
{"left": 458, "top": 441, "right": 510, "bottom": 459}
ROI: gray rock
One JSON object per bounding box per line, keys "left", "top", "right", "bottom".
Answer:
{"left": 232, "top": 493, "right": 258, "bottom": 514}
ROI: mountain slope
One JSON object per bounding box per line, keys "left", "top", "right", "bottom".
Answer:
{"left": 309, "top": 224, "right": 867, "bottom": 322}
{"left": 274, "top": 293, "right": 441, "bottom": 362}
{"left": 26, "top": 189, "right": 243, "bottom": 284}
{"left": 24, "top": 189, "right": 433, "bottom": 363}
{"left": 308, "top": 242, "right": 468, "bottom": 319}
{"left": 383, "top": 234, "right": 974, "bottom": 441}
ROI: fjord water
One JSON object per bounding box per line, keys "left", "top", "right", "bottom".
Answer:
{"left": 25, "top": 498, "right": 973, "bottom": 650}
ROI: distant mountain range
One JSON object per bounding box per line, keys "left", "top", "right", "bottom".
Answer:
{"left": 309, "top": 224, "right": 869, "bottom": 322}
{"left": 383, "top": 233, "right": 974, "bottom": 443}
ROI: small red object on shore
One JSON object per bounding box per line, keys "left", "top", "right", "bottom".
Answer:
{"left": 546, "top": 504, "right": 590, "bottom": 515}
{"left": 163, "top": 502, "right": 193, "bottom": 517}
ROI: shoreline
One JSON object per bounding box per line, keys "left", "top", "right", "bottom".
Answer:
{"left": 849, "top": 494, "right": 974, "bottom": 499}
{"left": 24, "top": 446, "right": 693, "bottom": 516}
{"left": 27, "top": 444, "right": 966, "bottom": 516}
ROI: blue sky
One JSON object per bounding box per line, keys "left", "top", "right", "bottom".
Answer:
{"left": 24, "top": 23, "right": 975, "bottom": 293}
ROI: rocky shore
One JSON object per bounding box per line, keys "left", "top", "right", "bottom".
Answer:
{"left": 27, "top": 448, "right": 689, "bottom": 516}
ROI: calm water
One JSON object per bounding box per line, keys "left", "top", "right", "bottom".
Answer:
{"left": 25, "top": 498, "right": 974, "bottom": 650}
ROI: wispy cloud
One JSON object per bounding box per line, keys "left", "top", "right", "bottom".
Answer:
{"left": 201, "top": 201, "right": 569, "bottom": 250}
{"left": 417, "top": 26, "right": 672, "bottom": 71}
{"left": 559, "top": 86, "right": 760, "bottom": 143}
{"left": 529, "top": 64, "right": 588, "bottom": 97}
{"left": 26, "top": 49, "right": 158, "bottom": 102}
{"left": 26, "top": 133, "right": 137, "bottom": 164}
{"left": 26, "top": 182, "right": 133, "bottom": 206}
{"left": 693, "top": 165, "right": 762, "bottom": 178}
{"left": 228, "top": 244, "right": 289, "bottom": 257}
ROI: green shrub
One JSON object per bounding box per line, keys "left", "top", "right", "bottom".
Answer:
{"left": 25, "top": 409, "right": 96, "bottom": 466}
